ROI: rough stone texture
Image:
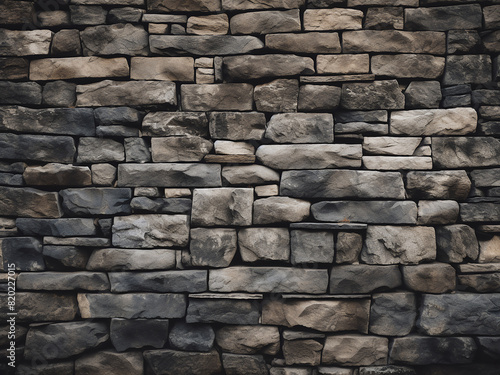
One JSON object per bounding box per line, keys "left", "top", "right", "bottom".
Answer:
{"left": 222, "top": 353, "right": 269, "bottom": 375}
{"left": 336, "top": 232, "right": 363, "bottom": 264}
{"left": 238, "top": 227, "right": 290, "bottom": 262}
{"left": 323, "top": 335, "right": 389, "bottom": 366}
{"left": 417, "top": 200, "right": 459, "bottom": 225}
{"left": 151, "top": 136, "right": 213, "bottom": 162}
{"left": 143, "top": 112, "right": 208, "bottom": 137}
{"left": 291, "top": 230, "right": 334, "bottom": 264}
{"left": 304, "top": 9, "right": 363, "bottom": 30}
{"left": 230, "top": 10, "right": 301, "bottom": 35}
{"left": 131, "top": 57, "right": 194, "bottom": 81}
{"left": 187, "top": 14, "right": 229, "bottom": 35}
{"left": 253, "top": 196, "right": 310, "bottom": 224}
{"left": 17, "top": 271, "right": 109, "bottom": 291}
{"left": 341, "top": 80, "right": 405, "bottom": 110}
{"left": 109, "top": 270, "right": 206, "bottom": 293}
{"left": 317, "top": 54, "right": 369, "bottom": 74}
{"left": 0, "top": 29, "right": 52, "bottom": 56}
{"left": 405, "top": 81, "right": 442, "bottom": 109}
{"left": 60, "top": 188, "right": 131, "bottom": 216}
{"left": 87, "top": 249, "right": 176, "bottom": 271}
{"left": 372, "top": 54, "right": 444, "bottom": 79}
{"left": 479, "top": 235, "right": 500, "bottom": 263}
{"left": 0, "top": 82, "right": 41, "bottom": 105}
{"left": 80, "top": 23, "right": 148, "bottom": 56}
{"left": 111, "top": 318, "right": 169, "bottom": 351}
{"left": 329, "top": 265, "right": 402, "bottom": 294}
{"left": 402, "top": 263, "right": 456, "bottom": 293}
{"left": 265, "top": 113, "right": 333, "bottom": 143}
{"left": 169, "top": 322, "right": 215, "bottom": 352}
{"left": 436, "top": 225, "right": 479, "bottom": 263}
{"left": 209, "top": 112, "right": 266, "bottom": 140}
{"left": 181, "top": 84, "right": 253, "bottom": 111}
{"left": 0, "top": 237, "right": 44, "bottom": 271}
{"left": 283, "top": 339, "right": 323, "bottom": 366}
{"left": 222, "top": 165, "right": 279, "bottom": 185}
{"left": 148, "top": 0, "right": 222, "bottom": 12}
{"left": 433, "top": 137, "right": 500, "bottom": 168}
{"left": 216, "top": 325, "right": 280, "bottom": 354}
{"left": 405, "top": 5, "right": 482, "bottom": 31}
{"left": 23, "top": 164, "right": 91, "bottom": 187}
{"left": 369, "top": 292, "right": 416, "bottom": 336}
{"left": 266, "top": 32, "right": 341, "bottom": 54}
{"left": 0, "top": 187, "right": 62, "bottom": 218}
{"left": 406, "top": 171, "right": 471, "bottom": 200}
{"left": 254, "top": 79, "right": 298, "bottom": 113}
{"left": 186, "top": 298, "right": 260, "bottom": 324}
{"left": 144, "top": 349, "right": 222, "bottom": 375}
{"left": 299, "top": 85, "right": 342, "bottom": 111}
{"left": 75, "top": 351, "right": 143, "bottom": 375}
{"left": 0, "top": 133, "right": 75, "bottom": 163}
{"left": 190, "top": 228, "right": 237, "bottom": 267}
{"left": 443, "top": 55, "right": 492, "bottom": 86}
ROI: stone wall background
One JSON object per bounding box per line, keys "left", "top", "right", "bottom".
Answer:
{"left": 1, "top": 0, "right": 500, "bottom": 374}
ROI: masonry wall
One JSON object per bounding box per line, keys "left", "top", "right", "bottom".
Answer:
{"left": 1, "top": 0, "right": 500, "bottom": 374}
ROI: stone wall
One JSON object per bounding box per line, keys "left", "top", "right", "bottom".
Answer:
{"left": 1, "top": 0, "right": 500, "bottom": 374}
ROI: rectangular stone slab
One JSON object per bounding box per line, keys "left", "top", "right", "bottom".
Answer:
{"left": 109, "top": 270, "right": 207, "bottom": 293}
{"left": 30, "top": 57, "right": 130, "bottom": 80}
{"left": 0, "top": 133, "right": 75, "bottom": 163}
{"left": 0, "top": 293, "right": 77, "bottom": 322}
{"left": 0, "top": 187, "right": 62, "bottom": 218}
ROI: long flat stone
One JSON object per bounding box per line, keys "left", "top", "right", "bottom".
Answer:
{"left": 17, "top": 272, "right": 109, "bottom": 291}
{"left": 109, "top": 270, "right": 207, "bottom": 293}
{"left": 222, "top": 0, "right": 305, "bottom": 10}
{"left": 148, "top": 0, "right": 221, "bottom": 12}
{"left": 433, "top": 137, "right": 500, "bottom": 168}
{"left": 86, "top": 249, "right": 177, "bottom": 271}
{"left": 0, "top": 293, "right": 77, "bottom": 322}
{"left": 16, "top": 218, "right": 97, "bottom": 237}
{"left": 405, "top": 4, "right": 482, "bottom": 31}
{"left": 265, "top": 113, "right": 334, "bottom": 143}
{"left": 371, "top": 54, "right": 444, "bottom": 79}
{"left": 0, "top": 133, "right": 75, "bottom": 163}
{"left": 186, "top": 298, "right": 260, "bottom": 324}
{"left": 30, "top": 57, "right": 129, "bottom": 80}
{"left": 142, "top": 112, "right": 208, "bottom": 137}
{"left": 181, "top": 84, "right": 253, "bottom": 111}
{"left": 0, "top": 29, "right": 52, "bottom": 56}
{"left": 329, "top": 265, "right": 402, "bottom": 294}
{"left": 266, "top": 32, "right": 341, "bottom": 54}
{"left": 0, "top": 187, "right": 62, "bottom": 218}
{"left": 289, "top": 222, "right": 368, "bottom": 231}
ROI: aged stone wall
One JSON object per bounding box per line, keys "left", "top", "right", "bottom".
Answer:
{"left": 1, "top": 0, "right": 500, "bottom": 374}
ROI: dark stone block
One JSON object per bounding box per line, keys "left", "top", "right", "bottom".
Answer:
{"left": 329, "top": 265, "right": 402, "bottom": 294}
{"left": 111, "top": 318, "right": 169, "bottom": 352}
{"left": 186, "top": 298, "right": 260, "bottom": 324}
{"left": 169, "top": 322, "right": 215, "bottom": 352}
{"left": 144, "top": 349, "right": 222, "bottom": 375}
{"left": 16, "top": 218, "right": 97, "bottom": 237}
{"left": 43, "top": 245, "right": 90, "bottom": 270}
{"left": 130, "top": 197, "right": 191, "bottom": 214}
{"left": 0, "top": 82, "right": 41, "bottom": 105}
{"left": 109, "top": 270, "right": 207, "bottom": 293}
{"left": 60, "top": 188, "right": 132, "bottom": 216}
{"left": 0, "top": 134, "right": 75, "bottom": 163}
{"left": 0, "top": 58, "right": 29, "bottom": 80}
{"left": 443, "top": 55, "right": 492, "bottom": 85}
{"left": 0, "top": 237, "right": 44, "bottom": 271}
{"left": 405, "top": 5, "right": 482, "bottom": 31}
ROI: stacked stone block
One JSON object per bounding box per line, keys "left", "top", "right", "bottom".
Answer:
{"left": 1, "top": 0, "right": 500, "bottom": 374}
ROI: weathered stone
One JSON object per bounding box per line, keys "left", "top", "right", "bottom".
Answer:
{"left": 330, "top": 265, "right": 402, "bottom": 294}
{"left": 370, "top": 292, "right": 416, "bottom": 336}
{"left": 391, "top": 336, "right": 476, "bottom": 365}
{"left": 223, "top": 353, "right": 268, "bottom": 375}
{"left": 254, "top": 79, "right": 298, "bottom": 112}
{"left": 336, "top": 232, "right": 363, "bottom": 264}
{"left": 215, "top": 141, "right": 254, "bottom": 155}
{"left": 343, "top": 30, "right": 445, "bottom": 54}
{"left": 442, "top": 94, "right": 471, "bottom": 108}
{"left": 0, "top": 237, "right": 44, "bottom": 271}
{"left": 51, "top": 29, "right": 82, "bottom": 56}
{"left": 169, "top": 322, "right": 215, "bottom": 352}
{"left": 263, "top": 299, "right": 370, "bottom": 332}
{"left": 257, "top": 144, "right": 361, "bottom": 170}
{"left": 0, "top": 293, "right": 77, "bottom": 322}
{"left": 283, "top": 339, "right": 323, "bottom": 366}
{"left": 223, "top": 55, "right": 314, "bottom": 81}
{"left": 266, "top": 32, "right": 340, "bottom": 54}
{"left": 0, "top": 58, "right": 29, "bottom": 80}
{"left": 255, "top": 185, "right": 279, "bottom": 197}
{"left": 111, "top": 318, "right": 169, "bottom": 352}
{"left": 231, "top": 10, "right": 300, "bottom": 35}
{"left": 43, "top": 245, "right": 89, "bottom": 271}
{"left": 402, "top": 264, "right": 456, "bottom": 293}
{"left": 76, "top": 80, "right": 177, "bottom": 107}
{"left": 80, "top": 23, "right": 147, "bottom": 56}
{"left": 304, "top": 8, "right": 363, "bottom": 30}
{"left": 222, "top": 0, "right": 304, "bottom": 10}
{"left": 181, "top": 84, "right": 253, "bottom": 111}
{"left": 484, "top": 5, "right": 500, "bottom": 29}
{"left": 349, "top": 0, "right": 417, "bottom": 4}
{"left": 87, "top": 249, "right": 176, "bottom": 271}
{"left": 17, "top": 271, "right": 108, "bottom": 291}
{"left": 60, "top": 188, "right": 131, "bottom": 216}
{"left": 336, "top": 122, "right": 388, "bottom": 135}
{"left": 109, "top": 270, "right": 206, "bottom": 293}
{"left": 405, "top": 4, "right": 482, "bottom": 31}
{"left": 436, "top": 225, "right": 479, "bottom": 263}
{"left": 43, "top": 236, "right": 110, "bottom": 247}
{"left": 150, "top": 35, "right": 263, "bottom": 56}
{"left": 187, "top": 14, "right": 229, "bottom": 35}
{"left": 335, "top": 110, "right": 388, "bottom": 123}
{"left": 0, "top": 29, "right": 52, "bottom": 56}
{"left": 143, "top": 112, "right": 208, "bottom": 137}
{"left": 23, "top": 164, "right": 91, "bottom": 186}
{"left": 186, "top": 298, "right": 260, "bottom": 324}
{"left": 358, "top": 366, "right": 416, "bottom": 375}
{"left": 313, "top": 201, "right": 417, "bottom": 224}
{"left": 30, "top": 57, "right": 129, "bottom": 80}
{"left": 124, "top": 138, "right": 150, "bottom": 162}
{"left": 341, "top": 80, "right": 405, "bottom": 110}
{"left": 447, "top": 30, "right": 482, "bottom": 54}
{"left": 0, "top": 82, "right": 41, "bottom": 105}
{"left": 17, "top": 218, "right": 96, "bottom": 238}
{"left": 210, "top": 267, "right": 328, "bottom": 293}
{"left": 472, "top": 90, "right": 500, "bottom": 106}
{"left": 131, "top": 57, "right": 194, "bottom": 81}
{"left": 417, "top": 200, "right": 459, "bottom": 225}
{"left": 363, "top": 137, "right": 421, "bottom": 156}
{"left": 112, "top": 215, "right": 189, "bottom": 248}
{"left": 479, "top": 106, "right": 500, "bottom": 120}
{"left": 78, "top": 293, "right": 187, "bottom": 319}
{"left": 265, "top": 113, "right": 334, "bottom": 143}
{"left": 92, "top": 164, "right": 117, "bottom": 186}
{"left": 281, "top": 170, "right": 405, "bottom": 199}
{"left": 108, "top": 7, "right": 144, "bottom": 23}
{"left": 0, "top": 187, "right": 62, "bottom": 218}
{"left": 239, "top": 227, "right": 290, "bottom": 262}
{"left": 372, "top": 54, "right": 444, "bottom": 79}
{"left": 131, "top": 197, "right": 190, "bottom": 214}
{"left": 0, "top": 106, "right": 94, "bottom": 136}
{"left": 419, "top": 293, "right": 500, "bottom": 335}
{"left": 216, "top": 325, "right": 280, "bottom": 355}
{"left": 253, "top": 196, "right": 310, "bottom": 224}
{"left": 405, "top": 81, "right": 442, "bottom": 109}
{"left": 365, "top": 7, "right": 404, "bottom": 29}
{"left": 42, "top": 81, "right": 77, "bottom": 107}
{"left": 443, "top": 55, "right": 492, "bottom": 85}
{"left": 291, "top": 230, "right": 334, "bottom": 264}
{"left": 482, "top": 30, "right": 500, "bottom": 53}
{"left": 323, "top": 335, "right": 388, "bottom": 366}
{"left": 271, "top": 368, "right": 312, "bottom": 375}
{"left": 317, "top": 54, "right": 369, "bottom": 74}
{"left": 363, "top": 156, "right": 432, "bottom": 170}
{"left": 222, "top": 165, "right": 279, "bottom": 185}
{"left": 190, "top": 228, "right": 237, "bottom": 267}
{"left": 471, "top": 168, "right": 500, "bottom": 187}
{"left": 148, "top": 0, "right": 221, "bottom": 12}
{"left": 209, "top": 112, "right": 266, "bottom": 140}
{"left": 479, "top": 235, "right": 500, "bottom": 263}
{"left": 24, "top": 322, "right": 109, "bottom": 360}
{"left": 144, "top": 349, "right": 222, "bottom": 375}
{"left": 118, "top": 163, "right": 222, "bottom": 187}
{"left": 151, "top": 136, "right": 213, "bottom": 162}
{"left": 406, "top": 171, "right": 471, "bottom": 200}
{"left": 298, "top": 85, "right": 342, "bottom": 111}
{"left": 14, "top": 362, "right": 77, "bottom": 375}
{"left": 70, "top": 5, "right": 107, "bottom": 25}
{"left": 0, "top": 0, "right": 35, "bottom": 25}
{"left": 435, "top": 137, "right": 500, "bottom": 168}
{"left": 191, "top": 188, "right": 253, "bottom": 226}
{"left": 75, "top": 350, "right": 143, "bottom": 375}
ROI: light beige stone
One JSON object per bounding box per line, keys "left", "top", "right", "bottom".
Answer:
{"left": 266, "top": 32, "right": 341, "bottom": 54}
{"left": 131, "top": 57, "right": 194, "bottom": 81}
{"left": 372, "top": 54, "right": 445, "bottom": 79}
{"left": 214, "top": 141, "right": 254, "bottom": 155}
{"left": 317, "top": 54, "right": 370, "bottom": 74}
{"left": 148, "top": 24, "right": 169, "bottom": 34}
{"left": 187, "top": 14, "right": 229, "bottom": 35}
{"left": 479, "top": 236, "right": 500, "bottom": 263}
{"left": 304, "top": 9, "right": 363, "bottom": 31}
{"left": 0, "top": 29, "right": 52, "bottom": 56}
{"left": 230, "top": 10, "right": 301, "bottom": 35}
{"left": 164, "top": 188, "right": 192, "bottom": 198}
{"left": 216, "top": 325, "right": 280, "bottom": 355}
{"left": 255, "top": 185, "right": 279, "bottom": 197}
{"left": 91, "top": 163, "right": 116, "bottom": 186}
{"left": 363, "top": 137, "right": 422, "bottom": 156}
{"left": 322, "top": 335, "right": 389, "bottom": 366}
{"left": 363, "top": 156, "right": 432, "bottom": 170}
{"left": 253, "top": 196, "right": 311, "bottom": 224}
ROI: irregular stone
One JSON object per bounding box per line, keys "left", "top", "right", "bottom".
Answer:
{"left": 335, "top": 122, "right": 388, "bottom": 135}
{"left": 266, "top": 32, "right": 340, "bottom": 54}
{"left": 17, "top": 271, "right": 109, "bottom": 291}
{"left": 222, "top": 0, "right": 304, "bottom": 9}
{"left": 349, "top": 0, "right": 417, "bottom": 4}
{"left": 23, "top": 164, "right": 91, "bottom": 186}
{"left": 265, "top": 113, "right": 333, "bottom": 143}
{"left": 87, "top": 249, "right": 176, "bottom": 271}
{"left": 330, "top": 265, "right": 402, "bottom": 294}
{"left": 317, "top": 54, "right": 369, "bottom": 74}
{"left": 43, "top": 236, "right": 110, "bottom": 247}
{"left": 92, "top": 164, "right": 117, "bottom": 186}
{"left": 151, "top": 136, "right": 212, "bottom": 162}
{"left": 112, "top": 215, "right": 189, "bottom": 248}
{"left": 372, "top": 54, "right": 444, "bottom": 79}
{"left": 130, "top": 197, "right": 190, "bottom": 214}
{"left": 482, "top": 30, "right": 500, "bottom": 53}
{"left": 24, "top": 322, "right": 109, "bottom": 360}
{"left": 435, "top": 137, "right": 500, "bottom": 168}
{"left": 78, "top": 293, "right": 187, "bottom": 319}
{"left": 16, "top": 218, "right": 96, "bottom": 237}
{"left": 60, "top": 188, "right": 131, "bottom": 216}
{"left": 0, "top": 29, "right": 52, "bottom": 56}
{"left": 124, "top": 138, "right": 150, "bottom": 162}
{"left": 363, "top": 156, "right": 432, "bottom": 170}
{"left": 80, "top": 23, "right": 147, "bottom": 56}
{"left": 239, "top": 227, "right": 290, "bottom": 262}
{"left": 131, "top": 57, "right": 194, "bottom": 81}
{"left": 484, "top": 5, "right": 500, "bottom": 29}
{"left": 291, "top": 230, "right": 334, "bottom": 264}
{"left": 404, "top": 81, "right": 442, "bottom": 109}
{"left": 283, "top": 339, "right": 322, "bottom": 366}
{"left": 363, "top": 137, "right": 421, "bottom": 156}
{"left": 263, "top": 299, "right": 370, "bottom": 332}
{"left": 75, "top": 350, "right": 143, "bottom": 375}
{"left": 42, "top": 245, "right": 89, "bottom": 271}
{"left": 148, "top": 0, "right": 221, "bottom": 11}
{"left": 76, "top": 80, "right": 177, "bottom": 107}
{"left": 190, "top": 228, "right": 237, "bottom": 267}
{"left": 271, "top": 368, "right": 312, "bottom": 375}
{"left": 304, "top": 8, "right": 363, "bottom": 30}
{"left": 181, "top": 84, "right": 253, "bottom": 111}
{"left": 281, "top": 170, "right": 405, "bottom": 199}
{"left": 42, "top": 81, "right": 77, "bottom": 107}
{"left": 223, "top": 54, "right": 314, "bottom": 81}
{"left": 253, "top": 196, "right": 310, "bottom": 224}
{"left": 0, "top": 57, "right": 29, "bottom": 80}
{"left": 214, "top": 141, "right": 254, "bottom": 155}
{"left": 210, "top": 267, "right": 328, "bottom": 293}
{"left": 191, "top": 188, "right": 253, "bottom": 226}
{"left": 442, "top": 94, "right": 471, "bottom": 108}
{"left": 0, "top": 106, "right": 94, "bottom": 136}
{"left": 255, "top": 185, "right": 278, "bottom": 197}
{"left": 336, "top": 232, "right": 363, "bottom": 264}
{"left": 30, "top": 57, "right": 129, "bottom": 80}
{"left": 231, "top": 10, "right": 300, "bottom": 35}
{"left": 109, "top": 270, "right": 206, "bottom": 293}
{"left": 448, "top": 30, "right": 482, "bottom": 54}
{"left": 0, "top": 187, "right": 62, "bottom": 218}
{"left": 216, "top": 325, "right": 280, "bottom": 355}
{"left": 254, "top": 79, "right": 298, "bottom": 112}
{"left": 117, "top": 163, "right": 221, "bottom": 187}
{"left": 479, "top": 106, "right": 500, "bottom": 120}
{"left": 186, "top": 298, "right": 260, "bottom": 324}
{"left": 471, "top": 168, "right": 500, "bottom": 187}
{"left": 405, "top": 4, "right": 482, "bottom": 31}
{"left": 406, "top": 170, "right": 471, "bottom": 200}
{"left": 298, "top": 85, "right": 341, "bottom": 111}
{"left": 144, "top": 349, "right": 222, "bottom": 375}
{"left": 335, "top": 110, "right": 388, "bottom": 123}
{"left": 436, "top": 225, "right": 479, "bottom": 263}
{"left": 0, "top": 82, "right": 41, "bottom": 105}
{"left": 358, "top": 366, "right": 416, "bottom": 375}
{"left": 402, "top": 264, "right": 456, "bottom": 293}
{"left": 51, "top": 29, "right": 82, "bottom": 56}
{"left": 417, "top": 200, "right": 459, "bottom": 225}
{"left": 479, "top": 235, "right": 500, "bottom": 263}
{"left": 369, "top": 292, "right": 416, "bottom": 336}
{"left": 443, "top": 55, "right": 492, "bottom": 85}
{"left": 0, "top": 0, "right": 35, "bottom": 25}
{"left": 70, "top": 5, "right": 107, "bottom": 25}
{"left": 108, "top": 7, "right": 144, "bottom": 23}
{"left": 209, "top": 112, "right": 266, "bottom": 140}
{"left": 111, "top": 318, "right": 169, "bottom": 352}
{"left": 313, "top": 201, "right": 417, "bottom": 224}
{"left": 187, "top": 14, "right": 229, "bottom": 35}
{"left": 257, "top": 144, "right": 361, "bottom": 170}
{"left": 222, "top": 165, "right": 279, "bottom": 185}
{"left": 365, "top": 7, "right": 404, "bottom": 29}
{"left": 472, "top": 90, "right": 500, "bottom": 106}
{"left": 150, "top": 35, "right": 263, "bottom": 56}
{"left": 0, "top": 293, "right": 77, "bottom": 322}
{"left": 223, "top": 353, "right": 268, "bottom": 375}
{"left": 323, "top": 335, "right": 388, "bottom": 366}
{"left": 341, "top": 80, "right": 405, "bottom": 110}
{"left": 0, "top": 237, "right": 44, "bottom": 271}
{"left": 478, "top": 337, "right": 500, "bottom": 362}
{"left": 169, "top": 322, "right": 215, "bottom": 352}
